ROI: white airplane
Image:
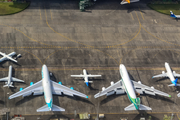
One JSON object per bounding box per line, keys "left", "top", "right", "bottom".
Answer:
{"left": 121, "top": 0, "right": 139, "bottom": 4}
{"left": 9, "top": 65, "right": 88, "bottom": 112}
{"left": 0, "top": 52, "right": 17, "bottom": 63}
{"left": 0, "top": 65, "right": 24, "bottom": 88}
{"left": 152, "top": 62, "right": 180, "bottom": 86}
{"left": 71, "top": 69, "right": 101, "bottom": 86}
{"left": 170, "top": 11, "right": 180, "bottom": 19}
{"left": 94, "top": 64, "right": 171, "bottom": 111}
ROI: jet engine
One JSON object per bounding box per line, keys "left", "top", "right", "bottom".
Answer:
{"left": 111, "top": 81, "right": 114, "bottom": 85}
{"left": 162, "top": 71, "right": 165, "bottom": 74}
{"left": 138, "top": 81, "right": 142, "bottom": 84}
{"left": 102, "top": 87, "right": 105, "bottom": 91}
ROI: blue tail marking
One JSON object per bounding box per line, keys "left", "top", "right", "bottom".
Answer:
{"left": 172, "top": 78, "right": 178, "bottom": 86}
{"left": 85, "top": 82, "right": 89, "bottom": 86}
{"left": 170, "top": 12, "right": 176, "bottom": 18}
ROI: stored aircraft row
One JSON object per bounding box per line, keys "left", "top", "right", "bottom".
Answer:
{"left": 0, "top": 52, "right": 177, "bottom": 112}
{"left": 6, "top": 63, "right": 175, "bottom": 112}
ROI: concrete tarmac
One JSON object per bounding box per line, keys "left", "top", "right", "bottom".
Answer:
{"left": 0, "top": 0, "right": 180, "bottom": 119}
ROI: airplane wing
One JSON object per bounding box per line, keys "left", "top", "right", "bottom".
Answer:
{"left": 7, "top": 52, "right": 16, "bottom": 57}
{"left": 132, "top": 81, "right": 171, "bottom": 97}
{"left": 51, "top": 80, "right": 87, "bottom": 98}
{"left": 94, "top": 80, "right": 125, "bottom": 98}
{"left": 152, "top": 73, "right": 167, "bottom": 78}
{"left": 0, "top": 77, "right": 8, "bottom": 82}
{"left": 87, "top": 75, "right": 101, "bottom": 77}
{"left": 0, "top": 57, "right": 7, "bottom": 62}
{"left": 12, "top": 77, "right": 24, "bottom": 82}
{"left": 71, "top": 75, "right": 85, "bottom": 77}
{"left": 9, "top": 80, "right": 43, "bottom": 99}
{"left": 6, "top": 57, "right": 17, "bottom": 63}
{"left": 173, "top": 73, "right": 180, "bottom": 77}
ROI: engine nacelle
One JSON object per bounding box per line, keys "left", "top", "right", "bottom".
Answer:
{"left": 70, "top": 87, "right": 74, "bottom": 90}
{"left": 138, "top": 81, "right": 142, "bottom": 84}
{"left": 111, "top": 81, "right": 114, "bottom": 86}
{"left": 162, "top": 71, "right": 165, "bottom": 74}
{"left": 102, "top": 87, "right": 105, "bottom": 91}
{"left": 151, "top": 86, "right": 154, "bottom": 89}
{"left": 59, "top": 82, "right": 62, "bottom": 85}
{"left": 30, "top": 82, "right": 34, "bottom": 86}
{"left": 20, "top": 88, "right": 23, "bottom": 91}
{"left": 173, "top": 71, "right": 176, "bottom": 74}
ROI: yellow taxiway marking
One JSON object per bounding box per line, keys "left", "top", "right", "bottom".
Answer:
{"left": 130, "top": 13, "right": 134, "bottom": 20}
{"left": 39, "top": 7, "right": 42, "bottom": 20}
{"left": 23, "top": 112, "right": 179, "bottom": 116}
{"left": 1, "top": 66, "right": 180, "bottom": 72}
{"left": 50, "top": 9, "right": 53, "bottom": 20}
{"left": 138, "top": 6, "right": 144, "bottom": 20}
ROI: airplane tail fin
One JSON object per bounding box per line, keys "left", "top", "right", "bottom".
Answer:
{"left": 170, "top": 11, "right": 176, "bottom": 18}
{"left": 124, "top": 103, "right": 152, "bottom": 111}
{"left": 37, "top": 104, "right": 65, "bottom": 112}
{"left": 169, "top": 78, "right": 179, "bottom": 86}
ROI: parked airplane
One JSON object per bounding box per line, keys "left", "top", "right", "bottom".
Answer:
{"left": 0, "top": 65, "right": 24, "bottom": 88}
{"left": 121, "top": 0, "right": 139, "bottom": 4}
{"left": 152, "top": 62, "right": 180, "bottom": 86}
{"left": 170, "top": 11, "right": 180, "bottom": 19}
{"left": 9, "top": 65, "right": 88, "bottom": 112}
{"left": 71, "top": 69, "right": 101, "bottom": 86}
{"left": 94, "top": 64, "right": 171, "bottom": 111}
{"left": 0, "top": 52, "right": 17, "bottom": 63}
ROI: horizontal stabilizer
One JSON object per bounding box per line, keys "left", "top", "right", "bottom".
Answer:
{"left": 168, "top": 84, "right": 175, "bottom": 86}
{"left": 124, "top": 103, "right": 136, "bottom": 111}
{"left": 177, "top": 93, "right": 180, "bottom": 97}
{"left": 124, "top": 103, "right": 151, "bottom": 111}
{"left": 139, "top": 104, "right": 152, "bottom": 110}
{"left": 3, "top": 84, "right": 14, "bottom": 87}
{"left": 37, "top": 104, "right": 65, "bottom": 112}
{"left": 176, "top": 84, "right": 180, "bottom": 86}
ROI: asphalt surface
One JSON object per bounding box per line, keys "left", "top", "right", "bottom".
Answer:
{"left": 0, "top": 0, "right": 180, "bottom": 119}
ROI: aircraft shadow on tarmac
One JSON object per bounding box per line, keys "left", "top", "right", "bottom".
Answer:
{"left": 0, "top": 60, "right": 21, "bottom": 68}
{"left": 100, "top": 94, "right": 125, "bottom": 106}
{"left": 133, "top": 112, "right": 159, "bottom": 120}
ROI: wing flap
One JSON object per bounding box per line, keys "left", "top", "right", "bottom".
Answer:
{"left": 12, "top": 77, "right": 24, "bottom": 82}
{"left": 9, "top": 80, "right": 43, "bottom": 99}
{"left": 152, "top": 73, "right": 167, "bottom": 78}
{"left": 173, "top": 73, "right": 180, "bottom": 77}
{"left": 51, "top": 80, "right": 87, "bottom": 98}
{"left": 0, "top": 77, "right": 8, "bottom": 82}
{"left": 132, "top": 81, "right": 171, "bottom": 97}
{"left": 94, "top": 80, "right": 124, "bottom": 98}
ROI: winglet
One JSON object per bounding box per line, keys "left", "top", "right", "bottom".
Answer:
{"left": 152, "top": 77, "right": 154, "bottom": 78}
{"left": 8, "top": 97, "right": 10, "bottom": 99}
{"left": 86, "top": 96, "right": 88, "bottom": 98}
{"left": 169, "top": 95, "right": 171, "bottom": 97}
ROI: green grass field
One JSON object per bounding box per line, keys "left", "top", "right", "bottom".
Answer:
{"left": 148, "top": 4, "right": 180, "bottom": 15}
{"left": 0, "top": 2, "right": 30, "bottom": 15}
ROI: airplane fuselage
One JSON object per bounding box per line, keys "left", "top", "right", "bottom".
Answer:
{"left": 83, "top": 69, "right": 88, "bottom": 82}
{"left": 42, "top": 65, "right": 53, "bottom": 111}
{"left": 7, "top": 65, "right": 13, "bottom": 87}
{"left": 120, "top": 64, "right": 140, "bottom": 110}
{"left": 165, "top": 62, "right": 175, "bottom": 83}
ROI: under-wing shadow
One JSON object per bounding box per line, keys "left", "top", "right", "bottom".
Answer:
{"left": 155, "top": 77, "right": 168, "bottom": 82}
{"left": 100, "top": 94, "right": 125, "bottom": 106}
{"left": 0, "top": 100, "right": 5, "bottom": 105}
{"left": 56, "top": 94, "right": 94, "bottom": 106}
{"left": 15, "top": 94, "right": 43, "bottom": 106}
{"left": 9, "top": 87, "right": 17, "bottom": 92}
{"left": 88, "top": 83, "right": 99, "bottom": 90}
{"left": 141, "top": 94, "right": 175, "bottom": 104}
{"left": 46, "top": 114, "right": 70, "bottom": 119}
{"left": 49, "top": 72, "right": 57, "bottom": 82}
{"left": 133, "top": 112, "right": 159, "bottom": 120}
